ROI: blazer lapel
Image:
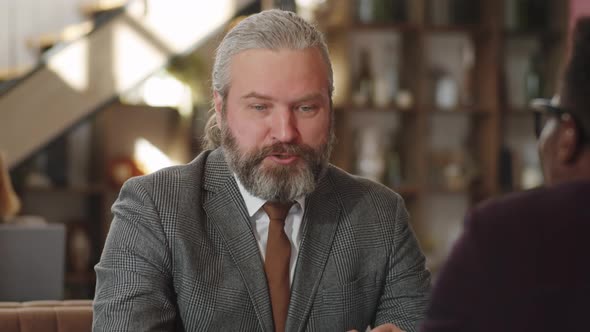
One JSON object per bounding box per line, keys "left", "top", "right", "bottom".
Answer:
{"left": 202, "top": 149, "right": 274, "bottom": 332}
{"left": 287, "top": 173, "right": 341, "bottom": 332}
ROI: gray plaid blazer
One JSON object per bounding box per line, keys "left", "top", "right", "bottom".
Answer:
{"left": 93, "top": 148, "right": 431, "bottom": 332}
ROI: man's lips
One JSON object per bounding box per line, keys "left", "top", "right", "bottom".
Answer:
{"left": 266, "top": 153, "right": 299, "bottom": 165}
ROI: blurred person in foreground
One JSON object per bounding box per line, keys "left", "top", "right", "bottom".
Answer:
{"left": 93, "top": 9, "right": 430, "bottom": 332}
{"left": 420, "top": 17, "right": 590, "bottom": 332}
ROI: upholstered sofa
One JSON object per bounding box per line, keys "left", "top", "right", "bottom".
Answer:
{"left": 0, "top": 300, "right": 92, "bottom": 332}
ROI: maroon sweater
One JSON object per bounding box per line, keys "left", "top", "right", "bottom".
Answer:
{"left": 421, "top": 180, "right": 590, "bottom": 332}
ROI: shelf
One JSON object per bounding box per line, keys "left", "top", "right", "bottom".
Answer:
{"left": 80, "top": 1, "right": 126, "bottom": 17}
{"left": 422, "top": 24, "right": 488, "bottom": 38}
{"left": 503, "top": 29, "right": 564, "bottom": 41}
{"left": 426, "top": 187, "right": 469, "bottom": 196}
{"left": 426, "top": 107, "right": 492, "bottom": 116}
{"left": 351, "top": 22, "right": 419, "bottom": 32}
{"left": 0, "top": 65, "right": 32, "bottom": 82}
{"left": 336, "top": 105, "right": 417, "bottom": 113}
{"left": 341, "top": 23, "right": 490, "bottom": 38}
{"left": 503, "top": 108, "right": 535, "bottom": 116}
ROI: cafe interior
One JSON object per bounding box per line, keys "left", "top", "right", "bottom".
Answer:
{"left": 0, "top": 0, "right": 588, "bottom": 328}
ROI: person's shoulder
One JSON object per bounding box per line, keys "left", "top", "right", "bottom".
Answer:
{"left": 474, "top": 180, "right": 590, "bottom": 215}
{"left": 123, "top": 150, "right": 211, "bottom": 191}
{"left": 467, "top": 180, "right": 590, "bottom": 231}
{"left": 468, "top": 186, "right": 548, "bottom": 225}
{"left": 474, "top": 186, "right": 546, "bottom": 212}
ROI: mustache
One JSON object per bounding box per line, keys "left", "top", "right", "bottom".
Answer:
{"left": 250, "top": 143, "right": 316, "bottom": 164}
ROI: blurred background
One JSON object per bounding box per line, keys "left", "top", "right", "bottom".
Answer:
{"left": 0, "top": 0, "right": 588, "bottom": 301}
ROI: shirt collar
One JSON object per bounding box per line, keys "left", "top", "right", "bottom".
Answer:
{"left": 234, "top": 174, "right": 305, "bottom": 217}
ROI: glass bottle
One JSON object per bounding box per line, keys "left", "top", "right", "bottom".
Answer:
{"left": 452, "top": 0, "right": 480, "bottom": 25}
{"left": 357, "top": 0, "right": 375, "bottom": 23}
{"left": 372, "top": 0, "right": 393, "bottom": 23}
{"left": 353, "top": 49, "right": 375, "bottom": 107}
{"left": 429, "top": 0, "right": 451, "bottom": 26}
{"left": 460, "top": 42, "right": 475, "bottom": 107}
{"left": 504, "top": 0, "right": 519, "bottom": 31}
{"left": 524, "top": 51, "right": 543, "bottom": 103}
{"left": 392, "top": 0, "right": 408, "bottom": 23}
{"left": 517, "top": 0, "right": 530, "bottom": 31}
{"left": 374, "top": 42, "right": 398, "bottom": 108}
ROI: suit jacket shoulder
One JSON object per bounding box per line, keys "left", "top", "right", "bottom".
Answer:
{"left": 324, "top": 164, "right": 407, "bottom": 220}
{"left": 95, "top": 150, "right": 430, "bottom": 332}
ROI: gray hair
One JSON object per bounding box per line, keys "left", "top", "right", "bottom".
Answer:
{"left": 203, "top": 9, "right": 334, "bottom": 150}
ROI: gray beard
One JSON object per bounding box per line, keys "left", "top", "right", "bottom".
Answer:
{"left": 220, "top": 123, "right": 332, "bottom": 203}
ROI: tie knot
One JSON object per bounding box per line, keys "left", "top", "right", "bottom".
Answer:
{"left": 263, "top": 202, "right": 294, "bottom": 221}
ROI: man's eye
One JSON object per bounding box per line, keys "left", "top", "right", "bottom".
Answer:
{"left": 299, "top": 105, "right": 316, "bottom": 112}
{"left": 251, "top": 104, "right": 267, "bottom": 111}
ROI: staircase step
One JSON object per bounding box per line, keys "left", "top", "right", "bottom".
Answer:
{"left": 80, "top": 0, "right": 127, "bottom": 19}
{"left": 27, "top": 21, "right": 95, "bottom": 55}
{"left": 1, "top": 0, "right": 256, "bottom": 169}
{"left": 0, "top": 66, "right": 31, "bottom": 83}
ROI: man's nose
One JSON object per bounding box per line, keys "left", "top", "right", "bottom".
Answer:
{"left": 271, "top": 109, "right": 298, "bottom": 143}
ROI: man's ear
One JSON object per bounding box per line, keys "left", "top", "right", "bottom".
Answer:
{"left": 556, "top": 116, "right": 580, "bottom": 164}
{"left": 213, "top": 91, "right": 223, "bottom": 125}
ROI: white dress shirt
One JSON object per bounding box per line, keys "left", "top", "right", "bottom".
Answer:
{"left": 235, "top": 176, "right": 305, "bottom": 285}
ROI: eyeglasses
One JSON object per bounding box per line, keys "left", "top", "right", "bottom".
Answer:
{"left": 532, "top": 104, "right": 587, "bottom": 143}
{"left": 532, "top": 105, "right": 567, "bottom": 138}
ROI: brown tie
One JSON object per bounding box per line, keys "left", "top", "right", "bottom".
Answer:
{"left": 263, "top": 202, "right": 294, "bottom": 332}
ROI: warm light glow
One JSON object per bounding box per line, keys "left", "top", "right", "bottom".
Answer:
{"left": 295, "top": 0, "right": 325, "bottom": 8}
{"left": 127, "top": 0, "right": 235, "bottom": 53}
{"left": 61, "top": 22, "right": 94, "bottom": 42}
{"left": 47, "top": 39, "right": 88, "bottom": 91}
{"left": 133, "top": 138, "right": 177, "bottom": 174}
{"left": 295, "top": 0, "right": 326, "bottom": 21}
{"left": 112, "top": 21, "right": 167, "bottom": 91}
{"left": 142, "top": 73, "right": 190, "bottom": 108}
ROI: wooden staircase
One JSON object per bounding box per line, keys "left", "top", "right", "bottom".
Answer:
{"left": 0, "top": 0, "right": 254, "bottom": 169}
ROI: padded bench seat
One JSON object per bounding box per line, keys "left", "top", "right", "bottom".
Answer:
{"left": 0, "top": 300, "right": 92, "bottom": 332}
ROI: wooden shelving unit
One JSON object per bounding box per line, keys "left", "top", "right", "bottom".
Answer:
{"left": 321, "top": 0, "right": 569, "bottom": 269}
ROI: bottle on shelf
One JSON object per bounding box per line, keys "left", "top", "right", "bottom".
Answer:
{"left": 524, "top": 51, "right": 544, "bottom": 103}
{"left": 374, "top": 42, "right": 399, "bottom": 108}
{"left": 528, "top": 0, "right": 548, "bottom": 31}
{"left": 432, "top": 68, "right": 459, "bottom": 111}
{"left": 460, "top": 42, "right": 476, "bottom": 107}
{"left": 516, "top": 0, "right": 530, "bottom": 31}
{"left": 355, "top": 128, "right": 386, "bottom": 182}
{"left": 391, "top": 0, "right": 408, "bottom": 23}
{"left": 352, "top": 48, "right": 375, "bottom": 108}
{"left": 427, "top": 0, "right": 451, "bottom": 26}
{"left": 505, "top": 0, "right": 550, "bottom": 32}
{"left": 372, "top": 0, "right": 391, "bottom": 23}
{"left": 356, "top": 0, "right": 375, "bottom": 24}
{"left": 374, "top": 0, "right": 409, "bottom": 23}
{"left": 504, "top": 0, "right": 526, "bottom": 31}
{"left": 451, "top": 0, "right": 480, "bottom": 25}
